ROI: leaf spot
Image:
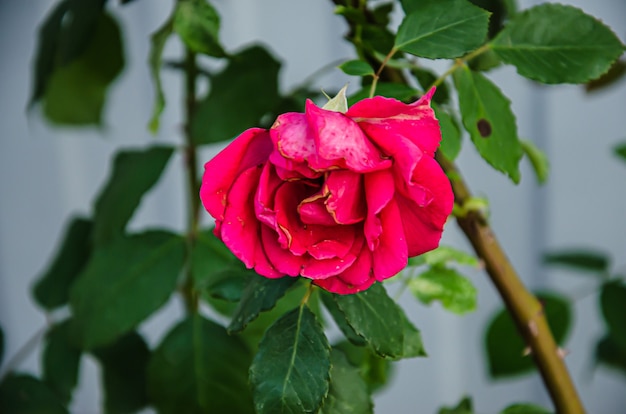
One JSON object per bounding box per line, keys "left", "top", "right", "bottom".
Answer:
{"left": 477, "top": 119, "right": 492, "bottom": 138}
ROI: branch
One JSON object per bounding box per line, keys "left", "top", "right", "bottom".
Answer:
{"left": 437, "top": 153, "right": 584, "bottom": 414}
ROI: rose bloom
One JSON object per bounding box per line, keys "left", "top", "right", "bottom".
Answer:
{"left": 200, "top": 89, "right": 453, "bottom": 294}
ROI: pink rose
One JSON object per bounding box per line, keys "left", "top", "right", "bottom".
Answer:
{"left": 200, "top": 89, "right": 453, "bottom": 294}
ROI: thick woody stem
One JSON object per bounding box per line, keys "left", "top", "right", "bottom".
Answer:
{"left": 437, "top": 153, "right": 584, "bottom": 414}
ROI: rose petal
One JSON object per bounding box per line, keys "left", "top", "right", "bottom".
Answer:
{"left": 395, "top": 156, "right": 453, "bottom": 257}
{"left": 200, "top": 128, "right": 272, "bottom": 223}
{"left": 219, "top": 165, "right": 281, "bottom": 278}
{"left": 301, "top": 235, "right": 362, "bottom": 279}
{"left": 338, "top": 244, "right": 373, "bottom": 286}
{"left": 313, "top": 274, "right": 375, "bottom": 295}
{"left": 371, "top": 198, "right": 408, "bottom": 281}
{"left": 363, "top": 169, "right": 395, "bottom": 251}
{"left": 347, "top": 89, "right": 441, "bottom": 156}
{"left": 305, "top": 100, "right": 391, "bottom": 172}
{"left": 325, "top": 170, "right": 366, "bottom": 224}
{"left": 261, "top": 225, "right": 303, "bottom": 276}
{"left": 255, "top": 163, "right": 282, "bottom": 228}
{"left": 298, "top": 190, "right": 336, "bottom": 226}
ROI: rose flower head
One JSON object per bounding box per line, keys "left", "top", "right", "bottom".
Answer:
{"left": 200, "top": 88, "right": 453, "bottom": 294}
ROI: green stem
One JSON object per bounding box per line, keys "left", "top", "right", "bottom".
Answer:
{"left": 182, "top": 48, "right": 200, "bottom": 314}
{"left": 430, "top": 43, "right": 492, "bottom": 89}
{"left": 369, "top": 47, "right": 398, "bottom": 98}
{"left": 437, "top": 153, "right": 585, "bottom": 414}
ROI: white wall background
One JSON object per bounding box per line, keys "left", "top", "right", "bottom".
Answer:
{"left": 0, "top": 0, "right": 625, "bottom": 413}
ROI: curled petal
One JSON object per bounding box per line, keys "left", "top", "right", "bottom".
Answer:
{"left": 364, "top": 169, "right": 395, "bottom": 251}
{"left": 261, "top": 225, "right": 303, "bottom": 277}
{"left": 255, "top": 163, "right": 282, "bottom": 228}
{"left": 219, "top": 166, "right": 281, "bottom": 278}
{"left": 301, "top": 235, "right": 362, "bottom": 279}
{"left": 347, "top": 89, "right": 441, "bottom": 156}
{"left": 325, "top": 170, "right": 366, "bottom": 224}
{"left": 371, "top": 198, "right": 408, "bottom": 281}
{"left": 298, "top": 191, "right": 336, "bottom": 226}
{"left": 395, "top": 156, "right": 453, "bottom": 257}
{"left": 201, "top": 128, "right": 273, "bottom": 222}
{"left": 305, "top": 100, "right": 391, "bottom": 172}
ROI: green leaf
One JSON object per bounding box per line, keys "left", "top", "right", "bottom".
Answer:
{"left": 0, "top": 374, "right": 68, "bottom": 414}
{"left": 148, "top": 19, "right": 174, "bottom": 133}
{"left": 42, "top": 13, "right": 124, "bottom": 125}
{"left": 434, "top": 105, "right": 462, "bottom": 161}
{"left": 485, "top": 292, "right": 572, "bottom": 378}
{"left": 348, "top": 83, "right": 418, "bottom": 106}
{"left": 521, "top": 139, "right": 549, "bottom": 184}
{"left": 191, "top": 45, "right": 281, "bottom": 144}
{"left": 30, "top": 0, "right": 71, "bottom": 105}
{"left": 338, "top": 60, "right": 374, "bottom": 77}
{"left": 333, "top": 283, "right": 413, "bottom": 359}
{"left": 595, "top": 335, "right": 626, "bottom": 376}
{"left": 543, "top": 250, "right": 610, "bottom": 274}
{"left": 93, "top": 146, "right": 174, "bottom": 247}
{"left": 614, "top": 142, "right": 626, "bottom": 164}
{"left": 491, "top": 3, "right": 625, "bottom": 84}
{"left": 420, "top": 245, "right": 479, "bottom": 268}
{"left": 33, "top": 217, "right": 92, "bottom": 310}
{"left": 395, "top": 0, "right": 491, "bottom": 59}
{"left": 453, "top": 65, "right": 523, "bottom": 183}
{"left": 250, "top": 306, "right": 330, "bottom": 414}
{"left": 468, "top": 0, "right": 518, "bottom": 39}
{"left": 500, "top": 403, "right": 552, "bottom": 414}
{"left": 93, "top": 332, "right": 150, "bottom": 414}
{"left": 69, "top": 231, "right": 185, "bottom": 349}
{"left": 409, "top": 267, "right": 477, "bottom": 314}
{"left": 438, "top": 395, "right": 473, "bottom": 414}
{"left": 42, "top": 320, "right": 81, "bottom": 405}
{"left": 320, "top": 349, "right": 373, "bottom": 414}
{"left": 398, "top": 310, "right": 427, "bottom": 358}
{"left": 333, "top": 341, "right": 393, "bottom": 393}
{"left": 228, "top": 274, "right": 297, "bottom": 334}
{"left": 147, "top": 315, "right": 254, "bottom": 414}
{"left": 174, "top": 0, "right": 225, "bottom": 57}
{"left": 321, "top": 292, "right": 366, "bottom": 346}
{"left": 191, "top": 228, "right": 237, "bottom": 288}
{"left": 600, "top": 281, "right": 626, "bottom": 350}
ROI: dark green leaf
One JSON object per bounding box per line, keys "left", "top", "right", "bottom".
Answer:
{"left": 191, "top": 228, "right": 236, "bottom": 287}
{"left": 500, "top": 403, "right": 552, "bottom": 414}
{"left": 333, "top": 341, "right": 393, "bottom": 393}
{"left": 412, "top": 67, "right": 450, "bottom": 105}
{"left": 0, "top": 374, "right": 68, "bottom": 414}
{"left": 42, "top": 13, "right": 124, "bottom": 125}
{"left": 469, "top": 0, "right": 517, "bottom": 39}
{"left": 410, "top": 267, "right": 477, "bottom": 314}
{"left": 320, "top": 349, "right": 373, "bottom": 414}
{"left": 333, "top": 284, "right": 405, "bottom": 358}
{"left": 93, "top": 332, "right": 150, "bottom": 414}
{"left": 148, "top": 315, "right": 254, "bottom": 414}
{"left": 543, "top": 250, "right": 610, "bottom": 274}
{"left": 204, "top": 269, "right": 250, "bottom": 301}
{"left": 468, "top": 48, "right": 502, "bottom": 72}
{"left": 69, "top": 231, "right": 185, "bottom": 349}
{"left": 191, "top": 45, "right": 281, "bottom": 144}
{"left": 321, "top": 292, "right": 366, "bottom": 346}
{"left": 438, "top": 395, "right": 473, "bottom": 414}
{"left": 485, "top": 292, "right": 572, "bottom": 378}
{"left": 334, "top": 6, "right": 367, "bottom": 25}
{"left": 491, "top": 3, "right": 625, "bottom": 84}
{"left": 33, "top": 217, "right": 92, "bottom": 310}
{"left": 396, "top": 0, "right": 491, "bottom": 59}
{"left": 29, "top": 0, "right": 71, "bottom": 105}
{"left": 434, "top": 105, "right": 462, "bottom": 161}
{"left": 586, "top": 59, "right": 626, "bottom": 92}
{"left": 338, "top": 60, "right": 374, "bottom": 77}
{"left": 595, "top": 335, "right": 626, "bottom": 376}
{"left": 173, "top": 0, "right": 225, "bottom": 57}
{"left": 614, "top": 142, "right": 626, "bottom": 164}
{"left": 398, "top": 310, "right": 427, "bottom": 358}
{"left": 42, "top": 320, "right": 81, "bottom": 405}
{"left": 348, "top": 83, "right": 418, "bottom": 106}
{"left": 148, "top": 19, "right": 174, "bottom": 133}
{"left": 521, "top": 139, "right": 549, "bottom": 184}
{"left": 372, "top": 2, "right": 394, "bottom": 26}
{"left": 228, "top": 274, "right": 297, "bottom": 334}
{"left": 250, "top": 306, "right": 330, "bottom": 414}
{"left": 93, "top": 146, "right": 174, "bottom": 247}
{"left": 361, "top": 24, "right": 395, "bottom": 56}
{"left": 600, "top": 281, "right": 626, "bottom": 350}
{"left": 453, "top": 65, "right": 523, "bottom": 183}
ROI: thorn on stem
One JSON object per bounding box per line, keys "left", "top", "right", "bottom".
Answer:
{"left": 528, "top": 320, "right": 539, "bottom": 337}
{"left": 557, "top": 348, "right": 570, "bottom": 359}
{"left": 522, "top": 346, "right": 532, "bottom": 356}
